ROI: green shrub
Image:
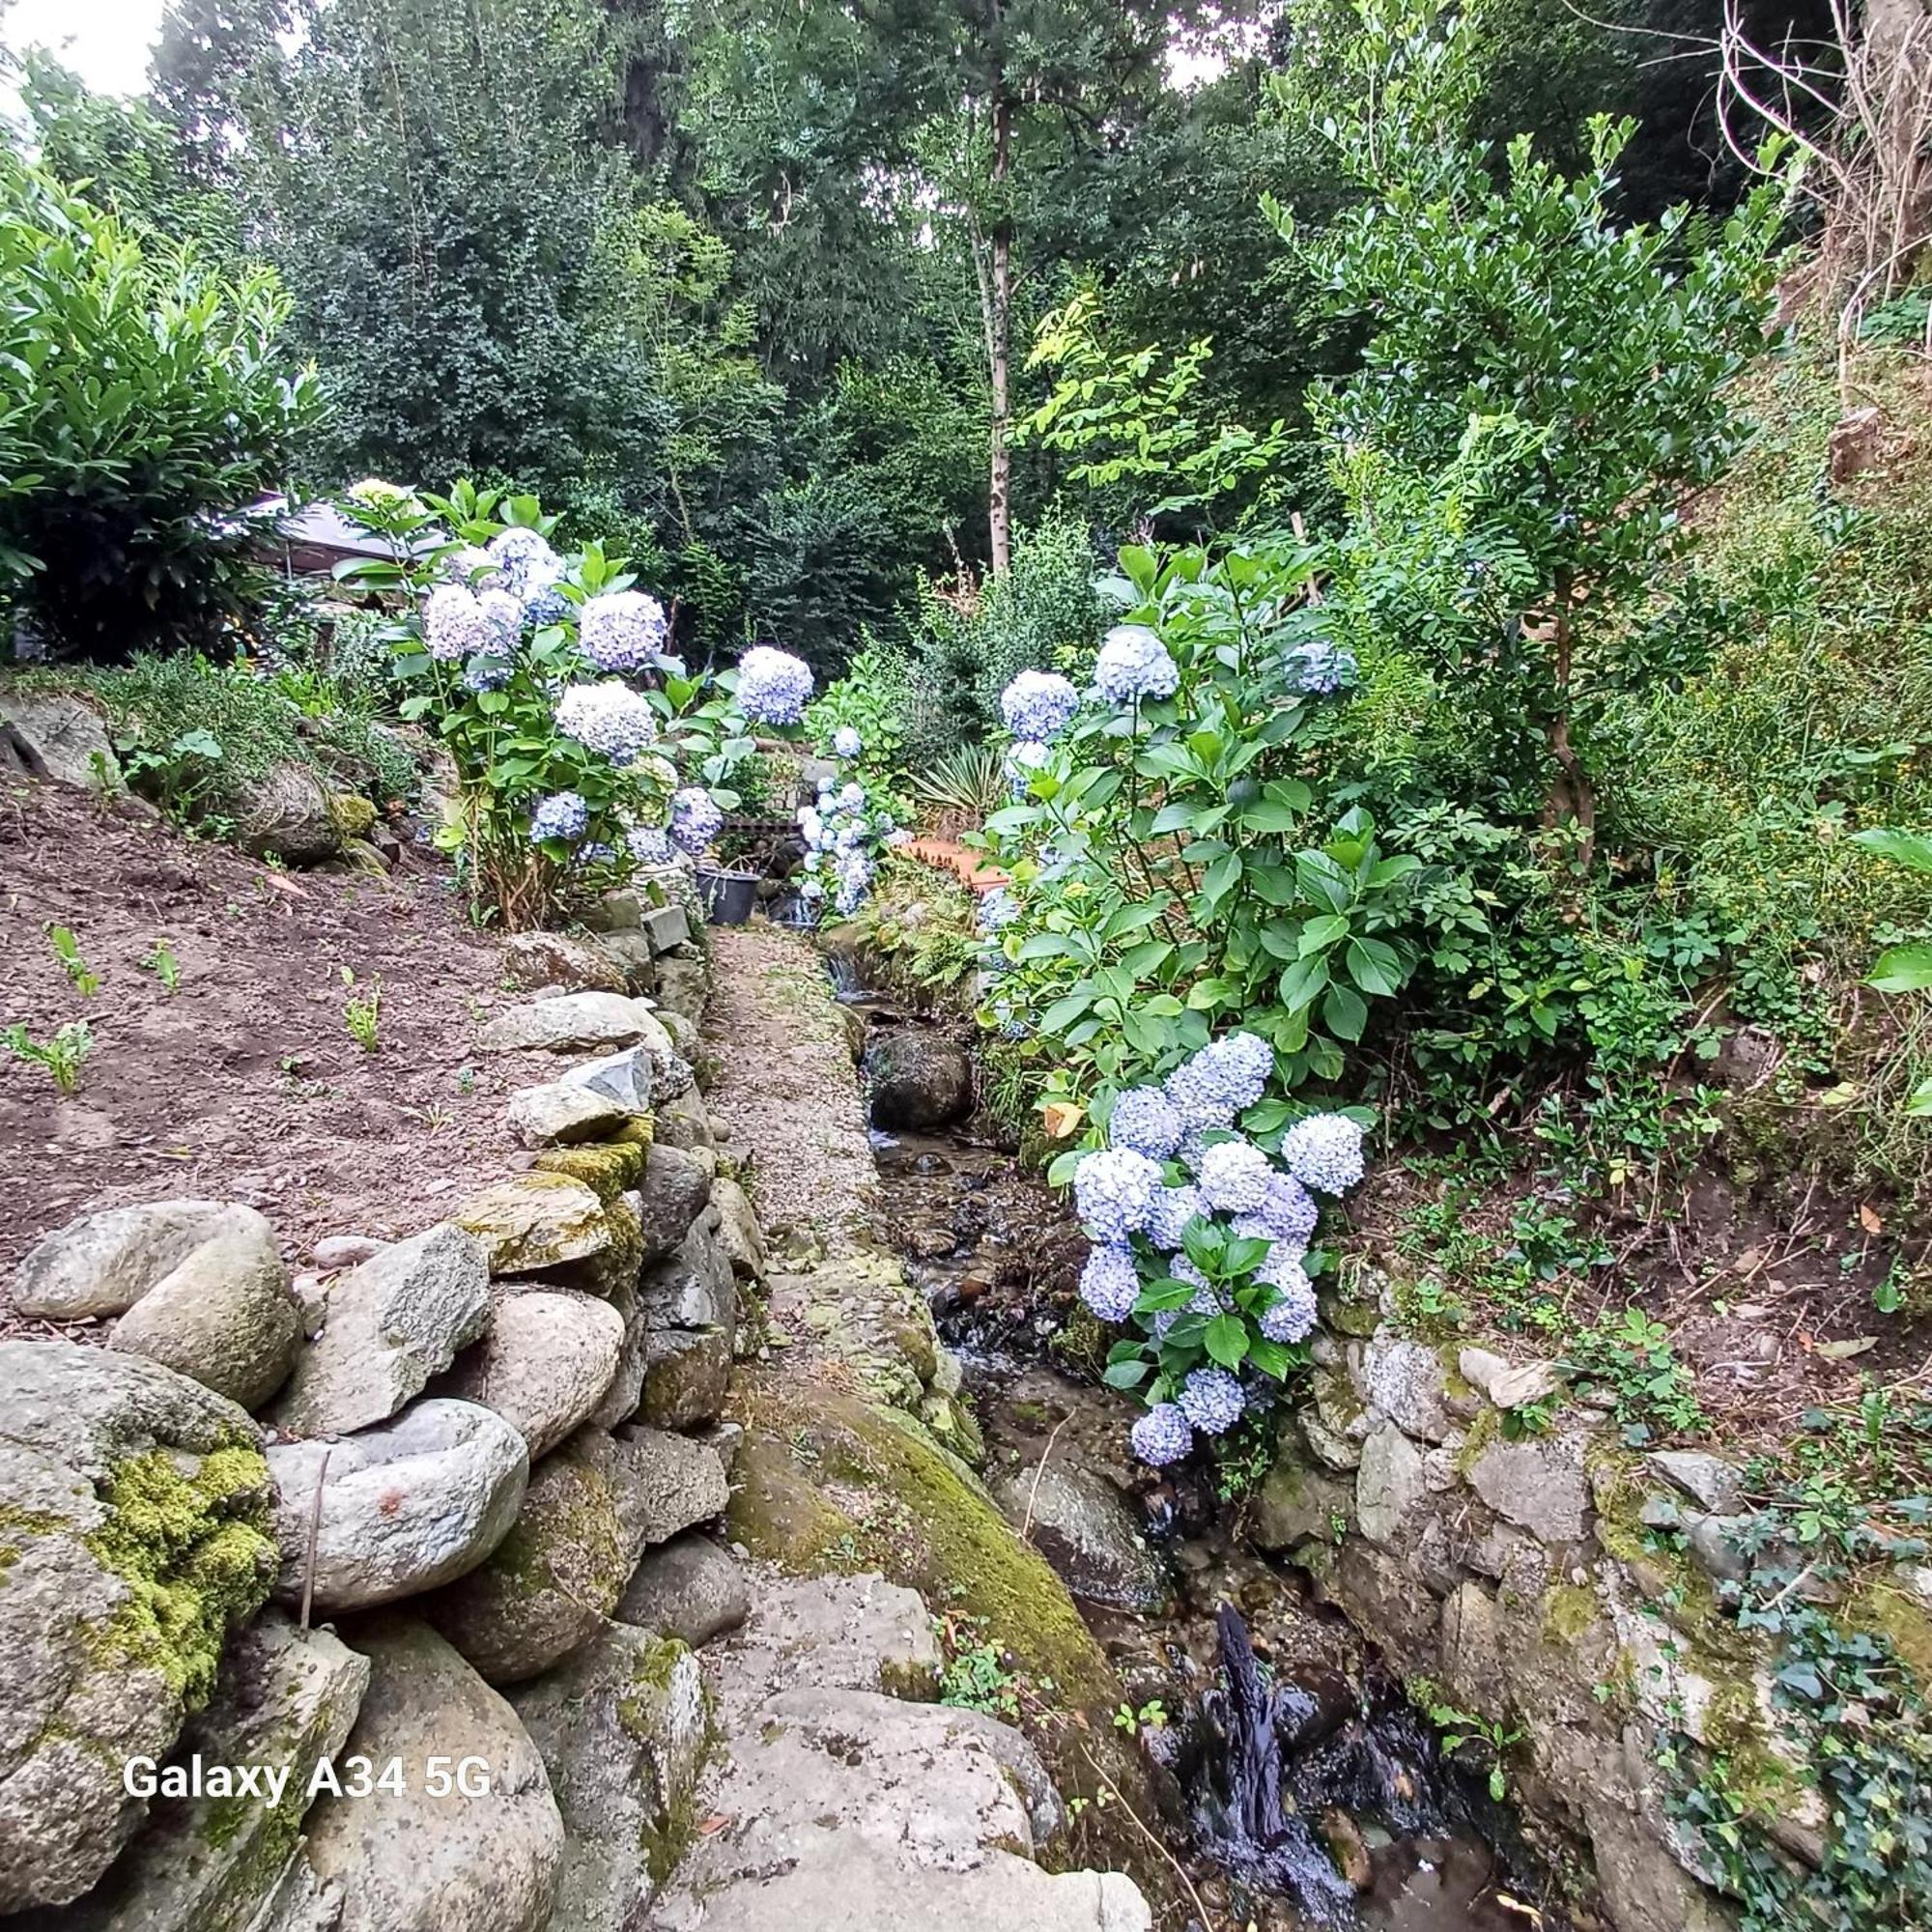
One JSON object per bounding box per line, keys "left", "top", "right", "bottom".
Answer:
{"left": 0, "top": 154, "right": 321, "bottom": 659}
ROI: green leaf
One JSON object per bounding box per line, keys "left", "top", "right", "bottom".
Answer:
{"left": 1852, "top": 827, "right": 1932, "bottom": 875}
{"left": 1346, "top": 935, "right": 1403, "bottom": 996}
{"left": 1204, "top": 1314, "right": 1249, "bottom": 1369}
{"left": 1868, "top": 943, "right": 1932, "bottom": 994}
{"left": 1322, "top": 980, "right": 1368, "bottom": 1041}
{"left": 1039, "top": 989, "right": 1094, "bottom": 1034}
{"left": 1299, "top": 914, "right": 1350, "bottom": 956}
{"left": 1102, "top": 1360, "right": 1151, "bottom": 1389}
{"left": 1277, "top": 955, "right": 1329, "bottom": 1011}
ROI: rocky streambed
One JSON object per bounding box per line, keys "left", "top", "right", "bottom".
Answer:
{"left": 849, "top": 978, "right": 1563, "bottom": 1932}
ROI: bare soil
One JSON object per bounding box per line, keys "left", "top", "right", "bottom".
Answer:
{"left": 0, "top": 777, "right": 558, "bottom": 1328}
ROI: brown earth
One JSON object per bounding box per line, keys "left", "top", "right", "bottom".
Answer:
{"left": 0, "top": 777, "right": 565, "bottom": 1327}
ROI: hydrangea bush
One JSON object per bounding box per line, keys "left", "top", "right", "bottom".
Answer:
{"left": 794, "top": 729, "right": 911, "bottom": 921}
{"left": 335, "top": 479, "right": 813, "bottom": 925}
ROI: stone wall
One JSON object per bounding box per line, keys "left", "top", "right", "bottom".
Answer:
{"left": 1248, "top": 1274, "right": 1868, "bottom": 1932}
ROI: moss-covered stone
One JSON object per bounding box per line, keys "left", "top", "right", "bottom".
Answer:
{"left": 1847, "top": 1572, "right": 1932, "bottom": 1683}
{"left": 533, "top": 1139, "right": 648, "bottom": 1202}
{"left": 85, "top": 1444, "right": 277, "bottom": 1710}
{"left": 327, "top": 792, "right": 377, "bottom": 838}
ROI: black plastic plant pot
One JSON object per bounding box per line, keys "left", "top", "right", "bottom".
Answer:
{"left": 696, "top": 865, "right": 759, "bottom": 925}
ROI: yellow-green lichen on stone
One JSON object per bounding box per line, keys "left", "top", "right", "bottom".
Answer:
{"left": 534, "top": 1139, "right": 648, "bottom": 1202}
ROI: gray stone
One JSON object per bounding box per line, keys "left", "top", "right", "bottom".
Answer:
{"left": 455, "top": 1174, "right": 612, "bottom": 1278}
{"left": 301, "top": 1616, "right": 563, "bottom": 1932}
{"left": 1298, "top": 1406, "right": 1364, "bottom": 1473}
{"left": 709, "top": 1177, "right": 767, "bottom": 1282}
{"left": 1686, "top": 1514, "right": 1751, "bottom": 1583}
{"left": 611, "top": 1424, "right": 730, "bottom": 1548}
{"left": 1648, "top": 1450, "right": 1746, "bottom": 1517}
{"left": 507, "top": 1622, "right": 707, "bottom": 1930}
{"left": 1438, "top": 1581, "right": 1509, "bottom": 1718}
{"left": 582, "top": 889, "right": 642, "bottom": 933}
{"left": 272, "top": 1224, "right": 491, "bottom": 1437}
{"left": 437, "top": 1289, "right": 624, "bottom": 1460}
{"left": 0, "top": 1342, "right": 276, "bottom": 1913}
{"left": 110, "top": 1220, "right": 302, "bottom": 1408}
{"left": 1360, "top": 1334, "right": 1454, "bottom": 1442}
{"left": 991, "top": 1463, "right": 1172, "bottom": 1614}
{"left": 12, "top": 1199, "right": 270, "bottom": 1321}
{"left": 708, "top": 1571, "right": 942, "bottom": 1717}
{"left": 311, "top": 1236, "right": 386, "bottom": 1272}
{"left": 1354, "top": 1422, "right": 1426, "bottom": 1547}
{"left": 48, "top": 1613, "right": 369, "bottom": 1932}
{"left": 640, "top": 1217, "right": 736, "bottom": 1330}
{"left": 235, "top": 763, "right": 343, "bottom": 865}
{"left": 651, "top": 951, "right": 709, "bottom": 1025}
{"left": 591, "top": 1279, "right": 646, "bottom": 1431}
{"left": 561, "top": 1044, "right": 654, "bottom": 1115}
{"left": 425, "top": 1428, "right": 641, "bottom": 1685}
{"left": 268, "top": 1400, "right": 528, "bottom": 1614}
{"left": 241, "top": 1854, "right": 341, "bottom": 1932}
{"left": 0, "top": 691, "right": 120, "bottom": 788}
{"left": 1254, "top": 1449, "right": 1354, "bottom": 1550}
{"left": 639, "top": 1323, "right": 731, "bottom": 1429}
{"left": 504, "top": 1080, "right": 634, "bottom": 1149}
{"left": 864, "top": 1030, "right": 973, "bottom": 1132}
{"left": 642, "top": 903, "right": 692, "bottom": 953}
{"left": 590, "top": 929, "right": 657, "bottom": 996}
{"left": 1467, "top": 1433, "right": 1591, "bottom": 1545}
{"left": 1458, "top": 1346, "right": 1561, "bottom": 1411}
{"left": 500, "top": 930, "right": 628, "bottom": 996}
{"left": 476, "top": 991, "right": 666, "bottom": 1056}
{"left": 653, "top": 1085, "right": 716, "bottom": 1152}
{"left": 636, "top": 1144, "right": 713, "bottom": 1263}
{"left": 614, "top": 1532, "right": 750, "bottom": 1647}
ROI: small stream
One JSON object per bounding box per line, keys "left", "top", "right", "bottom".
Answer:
{"left": 843, "top": 970, "right": 1563, "bottom": 1932}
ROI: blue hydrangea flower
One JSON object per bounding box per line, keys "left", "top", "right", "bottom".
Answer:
{"left": 1258, "top": 1173, "right": 1319, "bottom": 1245}
{"left": 1094, "top": 624, "right": 1179, "bottom": 706}
{"left": 575, "top": 840, "right": 617, "bottom": 866}
{"left": 1107, "top": 1086, "right": 1182, "bottom": 1161}
{"left": 1178, "top": 1366, "right": 1245, "bottom": 1435}
{"left": 1079, "top": 1245, "right": 1141, "bottom": 1324}
{"left": 525, "top": 586, "right": 571, "bottom": 628}
{"left": 477, "top": 588, "right": 523, "bottom": 655}
{"left": 627, "top": 825, "right": 675, "bottom": 867}
{"left": 1197, "top": 1139, "right": 1272, "bottom": 1213}
{"left": 1001, "top": 669, "right": 1080, "bottom": 741}
{"left": 1130, "top": 1403, "right": 1194, "bottom": 1467}
{"left": 832, "top": 724, "right": 863, "bottom": 759}
{"left": 423, "top": 583, "right": 487, "bottom": 663}
{"left": 529, "top": 790, "right": 588, "bottom": 844}
{"left": 668, "top": 786, "right": 724, "bottom": 856}
{"left": 1258, "top": 1266, "right": 1319, "bottom": 1344}
{"left": 736, "top": 646, "right": 814, "bottom": 725}
{"left": 1072, "top": 1148, "right": 1163, "bottom": 1244}
{"left": 555, "top": 681, "right": 658, "bottom": 764}
{"left": 1164, "top": 1054, "right": 1242, "bottom": 1134}
{"left": 1280, "top": 1113, "right": 1367, "bottom": 1194}
{"left": 1146, "top": 1183, "right": 1204, "bottom": 1252}
{"left": 485, "top": 526, "right": 561, "bottom": 598}
{"left": 462, "top": 655, "right": 510, "bottom": 694}
{"left": 1200, "top": 1032, "right": 1274, "bottom": 1108}
{"left": 1283, "top": 637, "right": 1357, "bottom": 696}
{"left": 1005, "top": 739, "right": 1051, "bottom": 797}
{"left": 580, "top": 590, "right": 668, "bottom": 673}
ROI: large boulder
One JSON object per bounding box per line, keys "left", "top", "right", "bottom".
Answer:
{"left": 272, "top": 1224, "right": 491, "bottom": 1438}
{"left": 0, "top": 1342, "right": 277, "bottom": 1912}
{"left": 639, "top": 1324, "right": 731, "bottom": 1431}
{"left": 864, "top": 1030, "right": 973, "bottom": 1132}
{"left": 0, "top": 690, "right": 120, "bottom": 788}
{"left": 235, "top": 762, "right": 344, "bottom": 866}
{"left": 109, "top": 1218, "right": 302, "bottom": 1409}
{"left": 47, "top": 1612, "right": 369, "bottom": 1932}
{"left": 503, "top": 1082, "right": 634, "bottom": 1150}
{"left": 635, "top": 1144, "right": 712, "bottom": 1263}
{"left": 436, "top": 1290, "right": 624, "bottom": 1459}
{"left": 267, "top": 1401, "right": 528, "bottom": 1614}
{"left": 301, "top": 1616, "right": 564, "bottom": 1932}
{"left": 990, "top": 1463, "right": 1173, "bottom": 1615}
{"left": 614, "top": 1533, "right": 750, "bottom": 1648}
{"left": 475, "top": 992, "right": 667, "bottom": 1056}
{"left": 454, "top": 1175, "right": 612, "bottom": 1278}
{"left": 507, "top": 1622, "right": 708, "bottom": 1930}
{"left": 560, "top": 1044, "right": 654, "bottom": 1115}
{"left": 424, "top": 1430, "right": 637, "bottom": 1685}
{"left": 652, "top": 1085, "right": 715, "bottom": 1152}
{"left": 11, "top": 1200, "right": 270, "bottom": 1321}
{"left": 500, "top": 931, "right": 628, "bottom": 997}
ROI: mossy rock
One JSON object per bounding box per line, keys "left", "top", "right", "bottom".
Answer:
{"left": 533, "top": 1140, "right": 648, "bottom": 1203}
{"left": 327, "top": 792, "right": 378, "bottom": 838}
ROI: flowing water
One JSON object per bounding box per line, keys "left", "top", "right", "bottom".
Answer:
{"left": 843, "top": 973, "right": 1566, "bottom": 1932}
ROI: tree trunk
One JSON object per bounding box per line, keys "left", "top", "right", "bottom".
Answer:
{"left": 1539, "top": 569, "right": 1596, "bottom": 868}
{"left": 987, "top": 81, "right": 1013, "bottom": 577}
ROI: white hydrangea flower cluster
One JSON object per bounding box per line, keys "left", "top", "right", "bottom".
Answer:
{"left": 555, "top": 681, "right": 658, "bottom": 764}
{"left": 668, "top": 786, "right": 724, "bottom": 857}
{"left": 999, "top": 668, "right": 1080, "bottom": 742}
{"left": 735, "top": 646, "right": 815, "bottom": 726}
{"left": 1094, "top": 624, "right": 1179, "bottom": 705}
{"left": 795, "top": 772, "right": 901, "bottom": 921}
{"left": 580, "top": 590, "right": 668, "bottom": 672}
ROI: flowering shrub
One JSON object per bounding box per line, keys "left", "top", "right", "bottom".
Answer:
{"left": 795, "top": 739, "right": 911, "bottom": 921}
{"left": 335, "top": 479, "right": 813, "bottom": 925}
{"left": 1062, "top": 1030, "right": 1369, "bottom": 1464}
